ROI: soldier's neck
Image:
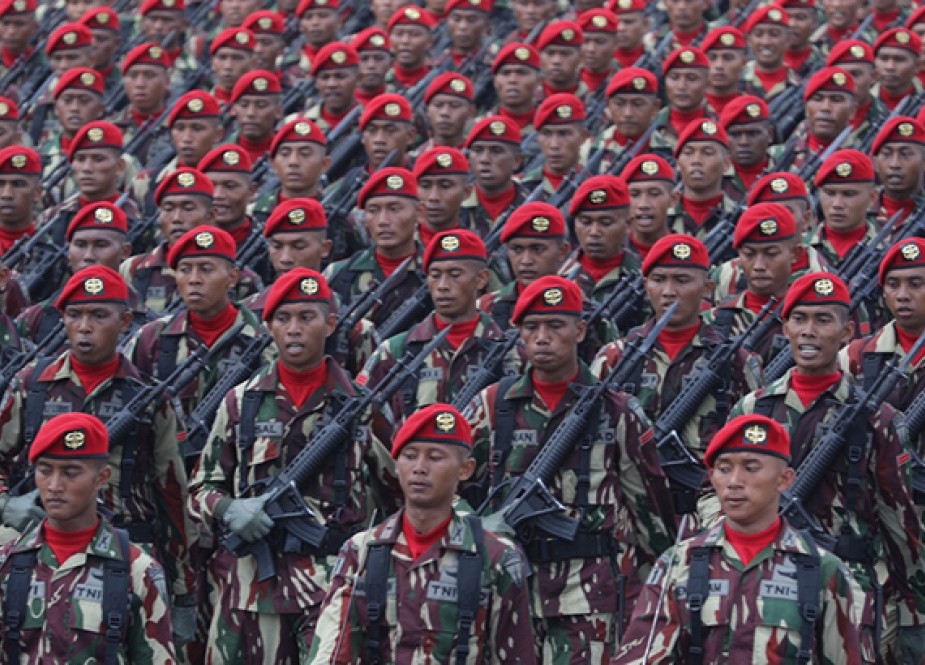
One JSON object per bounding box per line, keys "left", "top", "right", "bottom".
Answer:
{"left": 404, "top": 504, "right": 453, "bottom": 536}
{"left": 532, "top": 360, "right": 580, "bottom": 385}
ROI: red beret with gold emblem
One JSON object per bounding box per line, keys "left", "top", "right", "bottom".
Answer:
{"left": 67, "top": 121, "right": 123, "bottom": 161}
{"left": 826, "top": 39, "right": 874, "bottom": 66}
{"left": 0, "top": 96, "right": 18, "bottom": 121}
{"left": 56, "top": 264, "right": 129, "bottom": 309}
{"left": 359, "top": 93, "right": 413, "bottom": 129}
{"left": 242, "top": 10, "right": 284, "bottom": 35}
{"left": 311, "top": 42, "right": 359, "bottom": 76}
{"left": 46, "top": 22, "right": 92, "bottom": 55}
{"left": 413, "top": 147, "right": 470, "bottom": 178}
{"left": 570, "top": 174, "right": 630, "bottom": 216}
{"left": 874, "top": 27, "right": 922, "bottom": 56}
{"left": 263, "top": 267, "right": 332, "bottom": 321}
{"left": 577, "top": 9, "right": 618, "bottom": 34}
{"left": 747, "top": 171, "right": 807, "bottom": 205}
{"left": 536, "top": 20, "right": 583, "bottom": 50}
{"left": 167, "top": 225, "right": 237, "bottom": 268}
{"left": 230, "top": 70, "right": 281, "bottom": 104}
{"left": 446, "top": 0, "right": 493, "bottom": 13}
{"left": 492, "top": 42, "right": 541, "bottom": 73}
{"left": 534, "top": 93, "right": 586, "bottom": 129}
{"left": 675, "top": 118, "right": 728, "bottom": 157}
{"left": 733, "top": 202, "right": 796, "bottom": 248}
{"left": 140, "top": 0, "right": 185, "bottom": 14}
{"left": 387, "top": 5, "right": 437, "bottom": 32}
{"left": 352, "top": 26, "right": 390, "bottom": 52}
{"left": 606, "top": 67, "right": 658, "bottom": 97}
{"left": 720, "top": 95, "right": 769, "bottom": 128}
{"left": 154, "top": 167, "right": 214, "bottom": 205}
{"left": 198, "top": 145, "right": 253, "bottom": 174}
{"left": 425, "top": 72, "right": 474, "bottom": 103}
{"left": 501, "top": 202, "right": 566, "bottom": 242}
{"left": 465, "top": 115, "right": 521, "bottom": 147}
{"left": 662, "top": 46, "right": 708, "bottom": 74}
{"left": 804, "top": 66, "right": 855, "bottom": 100}
{"left": 703, "top": 414, "right": 791, "bottom": 468}
{"left": 879, "top": 237, "right": 925, "bottom": 285}
{"left": 607, "top": 0, "right": 645, "bottom": 12}
{"left": 79, "top": 7, "right": 120, "bottom": 32}
{"left": 701, "top": 25, "right": 746, "bottom": 52}
{"left": 871, "top": 116, "right": 925, "bottom": 155}
{"left": 29, "top": 412, "right": 109, "bottom": 463}
{"left": 814, "top": 148, "right": 874, "bottom": 186}
{"left": 264, "top": 199, "right": 327, "bottom": 236}
{"left": 423, "top": 229, "right": 487, "bottom": 270}
{"left": 743, "top": 3, "right": 789, "bottom": 33}
{"left": 907, "top": 4, "right": 925, "bottom": 28}
{"left": 66, "top": 202, "right": 128, "bottom": 241}
{"left": 0, "top": 146, "right": 40, "bottom": 175}
{"left": 622, "top": 154, "right": 675, "bottom": 183}
{"left": 391, "top": 403, "right": 472, "bottom": 458}
{"left": 167, "top": 91, "right": 221, "bottom": 127}
{"left": 296, "top": 0, "right": 339, "bottom": 15}
{"left": 642, "top": 233, "right": 710, "bottom": 275}
{"left": 121, "top": 42, "right": 171, "bottom": 74}
{"left": 54, "top": 67, "right": 104, "bottom": 99}
{"left": 357, "top": 167, "right": 417, "bottom": 208}
{"left": 210, "top": 27, "right": 255, "bottom": 56}
{"left": 511, "top": 275, "right": 583, "bottom": 324}
{"left": 781, "top": 271, "right": 850, "bottom": 318}
{"left": 0, "top": 0, "right": 35, "bottom": 17}
{"left": 270, "top": 118, "right": 327, "bottom": 156}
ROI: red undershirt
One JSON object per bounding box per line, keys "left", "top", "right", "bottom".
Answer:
{"left": 394, "top": 64, "right": 430, "bottom": 88}
{"left": 790, "top": 369, "right": 842, "bottom": 407}
{"left": 806, "top": 134, "right": 830, "bottom": 154}
{"left": 827, "top": 25, "right": 853, "bottom": 43}
{"left": 498, "top": 106, "right": 535, "bottom": 130}
{"left": 375, "top": 250, "right": 415, "bottom": 277}
{"left": 629, "top": 235, "right": 654, "bottom": 260}
{"left": 165, "top": 46, "right": 181, "bottom": 67}
{"left": 668, "top": 107, "right": 708, "bottom": 137}
{"left": 744, "top": 290, "right": 772, "bottom": 316}
{"left": 0, "top": 224, "right": 34, "bottom": 254}
{"left": 852, "top": 99, "right": 873, "bottom": 129}
{"left": 784, "top": 45, "right": 812, "bottom": 72}
{"left": 735, "top": 160, "right": 768, "bottom": 191}
{"left": 754, "top": 66, "right": 789, "bottom": 92}
{"left": 724, "top": 517, "right": 781, "bottom": 566}
{"left": 658, "top": 322, "right": 700, "bottom": 360}
{"left": 419, "top": 223, "right": 459, "bottom": 248}
{"left": 542, "top": 81, "right": 579, "bottom": 97}
{"left": 302, "top": 43, "right": 318, "bottom": 61}
{"left": 579, "top": 251, "right": 623, "bottom": 283}
{"left": 402, "top": 512, "right": 452, "bottom": 560}
{"left": 791, "top": 245, "right": 810, "bottom": 273}
{"left": 582, "top": 68, "right": 611, "bottom": 92}
{"left": 895, "top": 325, "right": 925, "bottom": 365}
{"left": 278, "top": 360, "right": 326, "bottom": 409}
{"left": 189, "top": 303, "right": 239, "bottom": 347}
{"left": 227, "top": 218, "right": 252, "bottom": 249}
{"left": 873, "top": 7, "right": 901, "bottom": 32}
{"left": 214, "top": 87, "right": 231, "bottom": 104}
{"left": 78, "top": 193, "right": 120, "bottom": 207}
{"left": 542, "top": 167, "right": 565, "bottom": 191}
{"left": 918, "top": 71, "right": 925, "bottom": 88}
{"left": 45, "top": 519, "right": 100, "bottom": 565}
{"left": 674, "top": 25, "right": 703, "bottom": 47}
{"left": 434, "top": 313, "right": 480, "bottom": 349}
{"left": 533, "top": 370, "right": 578, "bottom": 412}
{"left": 59, "top": 135, "right": 73, "bottom": 153}
{"left": 71, "top": 355, "right": 120, "bottom": 396}
{"left": 237, "top": 134, "right": 273, "bottom": 163}
{"left": 614, "top": 45, "right": 645, "bottom": 69}
{"left": 130, "top": 108, "right": 164, "bottom": 129}
{"left": 478, "top": 186, "right": 517, "bottom": 221}
{"left": 882, "top": 194, "right": 917, "bottom": 222}
{"left": 824, "top": 224, "right": 867, "bottom": 259}
{"left": 706, "top": 91, "right": 739, "bottom": 116}
{"left": 681, "top": 194, "right": 723, "bottom": 227}
{"left": 354, "top": 87, "right": 385, "bottom": 106}
{"left": 320, "top": 104, "right": 352, "bottom": 128}
{"left": 0, "top": 46, "right": 29, "bottom": 68}
{"left": 880, "top": 86, "right": 913, "bottom": 111}
{"left": 608, "top": 128, "right": 632, "bottom": 148}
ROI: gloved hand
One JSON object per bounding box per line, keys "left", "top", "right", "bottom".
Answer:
{"left": 1, "top": 490, "right": 45, "bottom": 531}
{"left": 170, "top": 596, "right": 198, "bottom": 647}
{"left": 899, "top": 624, "right": 925, "bottom": 665}
{"left": 222, "top": 496, "right": 272, "bottom": 543}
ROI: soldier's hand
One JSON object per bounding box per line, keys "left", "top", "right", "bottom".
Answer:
{"left": 1, "top": 489, "right": 45, "bottom": 531}
{"left": 222, "top": 496, "right": 273, "bottom": 543}
{"left": 170, "top": 596, "right": 198, "bottom": 647}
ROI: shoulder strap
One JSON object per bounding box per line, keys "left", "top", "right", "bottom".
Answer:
{"left": 155, "top": 332, "right": 180, "bottom": 382}
{"left": 794, "top": 532, "right": 822, "bottom": 665}
{"left": 132, "top": 266, "right": 154, "bottom": 307}
{"left": 712, "top": 308, "right": 736, "bottom": 342}
{"left": 489, "top": 299, "right": 515, "bottom": 331}
{"left": 237, "top": 390, "right": 266, "bottom": 495}
{"left": 24, "top": 355, "right": 56, "bottom": 447}
{"left": 2, "top": 549, "right": 37, "bottom": 663}
{"left": 574, "top": 394, "right": 601, "bottom": 515}
{"left": 364, "top": 542, "right": 392, "bottom": 665}
{"left": 861, "top": 352, "right": 886, "bottom": 393}
{"left": 454, "top": 515, "right": 485, "bottom": 665}
{"left": 753, "top": 395, "right": 776, "bottom": 419}
{"left": 491, "top": 376, "right": 521, "bottom": 510}
{"left": 686, "top": 545, "right": 712, "bottom": 665}
{"left": 400, "top": 340, "right": 424, "bottom": 416}
{"left": 114, "top": 379, "right": 141, "bottom": 502}
{"left": 101, "top": 527, "right": 131, "bottom": 665}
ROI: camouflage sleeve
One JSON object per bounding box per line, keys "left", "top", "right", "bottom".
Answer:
{"left": 463, "top": 385, "right": 497, "bottom": 508}
{"left": 360, "top": 408, "right": 401, "bottom": 517}
{"left": 188, "top": 388, "right": 241, "bottom": 530}
{"left": 589, "top": 342, "right": 622, "bottom": 381}
{"left": 735, "top": 349, "right": 763, "bottom": 391}
{"left": 357, "top": 341, "right": 400, "bottom": 443}
{"left": 126, "top": 552, "right": 178, "bottom": 665}
{"left": 347, "top": 320, "right": 377, "bottom": 377}
{"left": 728, "top": 391, "right": 756, "bottom": 419}
{"left": 306, "top": 535, "right": 366, "bottom": 664}
{"left": 818, "top": 551, "right": 863, "bottom": 665}
{"left": 0, "top": 374, "right": 26, "bottom": 496}
{"left": 836, "top": 347, "right": 852, "bottom": 377}
{"left": 485, "top": 538, "right": 537, "bottom": 665}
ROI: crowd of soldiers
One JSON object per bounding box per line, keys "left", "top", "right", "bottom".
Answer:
{"left": 2, "top": 0, "right": 925, "bottom": 662}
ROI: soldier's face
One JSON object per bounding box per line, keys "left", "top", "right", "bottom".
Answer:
{"left": 607, "top": 94, "right": 660, "bottom": 139}
{"left": 63, "top": 302, "right": 131, "bottom": 365}
{"left": 615, "top": 11, "right": 647, "bottom": 50}
{"left": 727, "top": 123, "right": 772, "bottom": 167}
{"left": 629, "top": 181, "right": 676, "bottom": 239}
{"left": 71, "top": 148, "right": 124, "bottom": 199}
{"left": 232, "top": 95, "right": 281, "bottom": 141}
{"left": 55, "top": 90, "right": 105, "bottom": 135}
{"left": 737, "top": 240, "right": 797, "bottom": 298}
{"left": 805, "top": 91, "right": 856, "bottom": 141}
{"left": 159, "top": 195, "right": 214, "bottom": 244}
{"left": 747, "top": 24, "right": 788, "bottom": 70}
{"left": 818, "top": 182, "right": 874, "bottom": 232}
{"left": 840, "top": 62, "right": 874, "bottom": 104}
{"left": 317, "top": 68, "right": 359, "bottom": 114}
{"left": 426, "top": 95, "right": 474, "bottom": 143}
{"left": 299, "top": 8, "right": 340, "bottom": 47}
{"left": 644, "top": 266, "right": 712, "bottom": 327}
{"left": 0, "top": 174, "right": 40, "bottom": 227}
{"left": 390, "top": 25, "right": 432, "bottom": 69}
{"left": 268, "top": 231, "right": 332, "bottom": 274}
{"left": 171, "top": 118, "right": 224, "bottom": 167}
{"left": 511, "top": 0, "right": 557, "bottom": 33}
{"left": 268, "top": 301, "right": 335, "bottom": 371}
{"left": 371, "top": 0, "right": 405, "bottom": 28}
{"left": 0, "top": 13, "right": 37, "bottom": 53}
{"left": 574, "top": 209, "right": 629, "bottom": 260}
{"left": 175, "top": 256, "right": 239, "bottom": 317}
{"left": 786, "top": 8, "right": 816, "bottom": 46}
{"left": 358, "top": 51, "right": 392, "bottom": 90}
{"left": 123, "top": 64, "right": 170, "bottom": 115}
{"left": 783, "top": 304, "right": 853, "bottom": 375}
{"left": 68, "top": 229, "right": 130, "bottom": 273}
{"left": 581, "top": 32, "right": 617, "bottom": 72}
{"left": 221, "top": 0, "right": 259, "bottom": 27}
{"left": 707, "top": 49, "right": 745, "bottom": 92}
{"left": 361, "top": 120, "right": 415, "bottom": 168}
{"left": 507, "top": 237, "right": 569, "bottom": 286}
{"left": 253, "top": 34, "right": 285, "bottom": 70}
{"left": 467, "top": 142, "right": 521, "bottom": 194}
{"left": 493, "top": 64, "right": 539, "bottom": 109}
{"left": 35, "top": 458, "right": 111, "bottom": 532}
{"left": 540, "top": 45, "right": 582, "bottom": 87}
{"left": 395, "top": 441, "right": 475, "bottom": 510}
{"left": 519, "top": 313, "right": 586, "bottom": 376}
{"left": 875, "top": 47, "right": 918, "bottom": 96}
{"left": 664, "top": 0, "right": 706, "bottom": 32}
{"left": 49, "top": 47, "right": 93, "bottom": 74}
{"left": 537, "top": 124, "right": 586, "bottom": 175}
{"left": 211, "top": 48, "right": 254, "bottom": 91}
{"left": 426, "top": 259, "right": 488, "bottom": 320}
{"left": 664, "top": 68, "right": 708, "bottom": 112}
{"left": 821, "top": 0, "right": 860, "bottom": 30}
{"left": 677, "top": 142, "right": 729, "bottom": 196}
{"left": 447, "top": 9, "right": 488, "bottom": 50}
{"left": 883, "top": 266, "right": 925, "bottom": 334}
{"left": 418, "top": 174, "right": 472, "bottom": 229}
{"left": 89, "top": 28, "right": 119, "bottom": 69}
{"left": 709, "top": 453, "right": 794, "bottom": 531}
{"left": 364, "top": 195, "right": 419, "bottom": 255}
{"left": 876, "top": 142, "right": 925, "bottom": 200}
{"left": 141, "top": 11, "right": 184, "bottom": 44}
{"left": 208, "top": 172, "right": 254, "bottom": 228}
{"left": 271, "top": 142, "right": 330, "bottom": 196}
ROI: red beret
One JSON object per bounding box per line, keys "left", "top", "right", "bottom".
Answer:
{"left": 879, "top": 237, "right": 925, "bottom": 286}
{"left": 230, "top": 70, "right": 281, "bottom": 104}
{"left": 387, "top": 5, "right": 437, "bottom": 32}
{"left": 908, "top": 4, "right": 925, "bottom": 28}
{"left": 570, "top": 174, "right": 630, "bottom": 215}
{"left": 536, "top": 20, "right": 583, "bottom": 50}
{"left": 357, "top": 167, "right": 417, "bottom": 208}
{"left": 264, "top": 198, "right": 327, "bottom": 236}
{"left": 242, "top": 10, "right": 285, "bottom": 34}
{"left": 918, "top": 104, "right": 925, "bottom": 126}
{"left": 826, "top": 39, "right": 874, "bottom": 66}
{"left": 778, "top": 0, "right": 813, "bottom": 8}
{"left": 352, "top": 26, "right": 390, "bottom": 52}
{"left": 608, "top": 0, "right": 644, "bottom": 13}
{"left": 359, "top": 93, "right": 413, "bottom": 130}
{"left": 874, "top": 27, "right": 922, "bottom": 56}
{"left": 46, "top": 23, "right": 92, "bottom": 55}
{"left": 446, "top": 0, "right": 493, "bottom": 13}
{"left": 511, "top": 275, "right": 583, "bottom": 324}
{"left": 534, "top": 93, "right": 585, "bottom": 129}
{"left": 167, "top": 226, "right": 236, "bottom": 269}
{"left": 270, "top": 118, "right": 327, "bottom": 156}
{"left": 622, "top": 154, "right": 675, "bottom": 183}
{"left": 492, "top": 42, "right": 541, "bottom": 73}
{"left": 871, "top": 116, "right": 925, "bottom": 155}
{"left": 66, "top": 202, "right": 128, "bottom": 241}
{"left": 79, "top": 7, "right": 119, "bottom": 31}
{"left": 423, "top": 229, "right": 487, "bottom": 270}
{"left": 54, "top": 67, "right": 105, "bottom": 99}
{"left": 67, "top": 121, "right": 123, "bottom": 161}
{"left": 167, "top": 91, "right": 221, "bottom": 127}
{"left": 720, "top": 95, "right": 769, "bottom": 128}
{"left": 29, "top": 412, "right": 109, "bottom": 463}
{"left": 413, "top": 147, "right": 470, "bottom": 178}
{"left": 703, "top": 414, "right": 791, "bottom": 468}
{"left": 391, "top": 403, "right": 471, "bottom": 458}
{"left": 642, "top": 233, "right": 710, "bottom": 274}
{"left": 606, "top": 67, "right": 658, "bottom": 97}
{"left": 743, "top": 3, "right": 789, "bottom": 33}
{"left": 733, "top": 202, "right": 796, "bottom": 248}
{"left": 804, "top": 66, "right": 855, "bottom": 100}
{"left": 465, "top": 115, "right": 521, "bottom": 147}
{"left": 0, "top": 146, "right": 40, "bottom": 175}
{"left": 814, "top": 149, "right": 874, "bottom": 186}
{"left": 701, "top": 26, "right": 746, "bottom": 52}
{"left": 56, "top": 264, "right": 129, "bottom": 309}
{"left": 140, "top": 0, "right": 185, "bottom": 13}
{"left": 0, "top": 96, "right": 18, "bottom": 121}
{"left": 198, "top": 144, "right": 253, "bottom": 174}
{"left": 425, "top": 72, "right": 474, "bottom": 103}
{"left": 501, "top": 202, "right": 566, "bottom": 242}
{"left": 296, "top": 0, "right": 339, "bottom": 14}
{"left": 121, "top": 42, "right": 171, "bottom": 75}
{"left": 747, "top": 171, "right": 807, "bottom": 205}
{"left": 662, "top": 46, "right": 709, "bottom": 74}
{"left": 210, "top": 27, "right": 255, "bottom": 56}
{"left": 263, "top": 267, "right": 332, "bottom": 320}
{"left": 577, "top": 9, "right": 618, "bottom": 33}
{"left": 0, "top": 0, "right": 35, "bottom": 16}
{"left": 154, "top": 168, "right": 214, "bottom": 205}
{"left": 782, "top": 272, "right": 850, "bottom": 318}
{"left": 311, "top": 42, "right": 359, "bottom": 76}
{"left": 675, "top": 119, "right": 728, "bottom": 157}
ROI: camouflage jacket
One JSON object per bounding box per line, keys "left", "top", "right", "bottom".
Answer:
{"left": 466, "top": 364, "right": 676, "bottom": 617}
{"left": 702, "top": 292, "right": 789, "bottom": 368}
{"left": 0, "top": 351, "right": 194, "bottom": 597}
{"left": 740, "top": 61, "right": 802, "bottom": 103}
{"left": 809, "top": 23, "right": 878, "bottom": 57}
{"left": 649, "top": 105, "right": 717, "bottom": 159}
{"left": 459, "top": 184, "right": 528, "bottom": 241}
{"left": 36, "top": 191, "right": 144, "bottom": 249}
{"left": 590, "top": 320, "right": 763, "bottom": 460}
{"left": 782, "top": 124, "right": 860, "bottom": 176}
{"left": 710, "top": 245, "right": 831, "bottom": 303}
{"left": 559, "top": 248, "right": 650, "bottom": 333}
{"left": 109, "top": 106, "right": 174, "bottom": 167}
{"left": 188, "top": 357, "right": 398, "bottom": 615}
{"left": 785, "top": 44, "right": 826, "bottom": 80}
{"left": 0, "top": 517, "right": 176, "bottom": 664}
{"left": 666, "top": 193, "right": 738, "bottom": 242}
{"left": 804, "top": 219, "right": 880, "bottom": 272}
{"left": 584, "top": 127, "right": 653, "bottom": 174}
{"left": 518, "top": 160, "right": 587, "bottom": 201}
{"left": 730, "top": 371, "right": 925, "bottom": 628}
{"left": 612, "top": 518, "right": 861, "bottom": 665}
{"left": 308, "top": 508, "right": 536, "bottom": 664}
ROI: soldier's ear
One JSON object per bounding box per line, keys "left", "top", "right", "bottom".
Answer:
{"left": 458, "top": 454, "right": 476, "bottom": 482}
{"left": 96, "top": 463, "right": 112, "bottom": 488}
{"left": 778, "top": 465, "right": 795, "bottom": 492}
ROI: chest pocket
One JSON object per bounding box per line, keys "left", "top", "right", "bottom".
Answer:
{"left": 69, "top": 565, "right": 106, "bottom": 634}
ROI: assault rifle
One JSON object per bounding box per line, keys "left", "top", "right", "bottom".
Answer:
{"left": 453, "top": 329, "right": 520, "bottom": 413}
{"left": 548, "top": 146, "right": 607, "bottom": 213}
{"left": 0, "top": 321, "right": 67, "bottom": 397}
{"left": 608, "top": 123, "right": 657, "bottom": 177}
{"left": 654, "top": 300, "right": 776, "bottom": 513}
{"left": 480, "top": 303, "right": 678, "bottom": 540}
{"left": 322, "top": 149, "right": 399, "bottom": 225}
{"left": 635, "top": 30, "right": 673, "bottom": 74}
{"left": 373, "top": 279, "right": 432, "bottom": 343}
{"left": 582, "top": 272, "right": 647, "bottom": 334}
{"left": 223, "top": 327, "right": 452, "bottom": 581}
{"left": 770, "top": 84, "right": 807, "bottom": 141}
{"left": 703, "top": 205, "right": 743, "bottom": 265}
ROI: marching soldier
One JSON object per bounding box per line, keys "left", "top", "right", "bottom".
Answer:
{"left": 490, "top": 42, "right": 541, "bottom": 133}
{"left": 741, "top": 4, "right": 800, "bottom": 103}
{"left": 112, "top": 42, "right": 173, "bottom": 165}
{"left": 702, "top": 26, "right": 748, "bottom": 117}
{"left": 872, "top": 28, "right": 922, "bottom": 111}
{"left": 78, "top": 7, "right": 122, "bottom": 93}
{"left": 0, "top": 97, "right": 22, "bottom": 150}
{"left": 870, "top": 116, "right": 925, "bottom": 233}
{"left": 287, "top": 0, "right": 342, "bottom": 79}
{"left": 589, "top": 68, "right": 659, "bottom": 172}
{"left": 227, "top": 70, "right": 283, "bottom": 165}
{"left": 809, "top": 0, "right": 876, "bottom": 56}
{"left": 352, "top": 27, "right": 392, "bottom": 106}
{"left": 827, "top": 40, "right": 888, "bottom": 144}
{"left": 241, "top": 10, "right": 287, "bottom": 75}
{"left": 138, "top": 0, "right": 198, "bottom": 83}
{"left": 304, "top": 43, "right": 361, "bottom": 133}
{"left": 414, "top": 147, "right": 484, "bottom": 241}
{"left": 648, "top": 0, "right": 708, "bottom": 49}
{"left": 32, "top": 22, "right": 96, "bottom": 141}
{"left": 535, "top": 20, "right": 588, "bottom": 100}
{"left": 418, "top": 72, "right": 476, "bottom": 153}
{"left": 439, "top": 0, "right": 494, "bottom": 69}
{"left": 386, "top": 6, "right": 435, "bottom": 89}
{"left": 611, "top": 0, "right": 649, "bottom": 68}
{"left": 786, "top": 67, "right": 858, "bottom": 172}
{"left": 0, "top": 0, "right": 37, "bottom": 86}
{"left": 577, "top": 9, "right": 619, "bottom": 96}
{"left": 781, "top": 0, "right": 824, "bottom": 77}
{"left": 461, "top": 115, "right": 527, "bottom": 232}
{"left": 0, "top": 145, "right": 41, "bottom": 255}
{"left": 159, "top": 90, "right": 225, "bottom": 180}
{"left": 650, "top": 46, "right": 715, "bottom": 157}
{"left": 718, "top": 96, "right": 776, "bottom": 202}
{"left": 209, "top": 27, "right": 257, "bottom": 105}
{"left": 519, "top": 93, "right": 587, "bottom": 196}
{"left": 624, "top": 154, "right": 676, "bottom": 259}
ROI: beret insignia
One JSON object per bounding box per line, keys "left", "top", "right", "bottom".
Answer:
{"left": 195, "top": 231, "right": 215, "bottom": 248}
{"left": 435, "top": 411, "right": 456, "bottom": 431}
{"left": 385, "top": 174, "right": 403, "bottom": 189}
{"left": 543, "top": 287, "right": 563, "bottom": 305}
{"left": 441, "top": 235, "right": 460, "bottom": 251}
{"left": 177, "top": 172, "right": 195, "bottom": 187}
{"left": 901, "top": 243, "right": 920, "bottom": 261}
{"left": 744, "top": 424, "right": 767, "bottom": 444}
{"left": 87, "top": 127, "right": 104, "bottom": 142}
{"left": 94, "top": 208, "right": 113, "bottom": 223}
{"left": 300, "top": 277, "right": 319, "bottom": 294}
{"left": 288, "top": 208, "right": 306, "bottom": 224}
{"left": 531, "top": 216, "right": 550, "bottom": 232}
{"left": 673, "top": 243, "right": 692, "bottom": 260}
{"left": 10, "top": 154, "right": 25, "bottom": 168}
{"left": 815, "top": 277, "right": 834, "bottom": 296}
{"left": 64, "top": 430, "right": 86, "bottom": 449}
{"left": 83, "top": 277, "right": 104, "bottom": 295}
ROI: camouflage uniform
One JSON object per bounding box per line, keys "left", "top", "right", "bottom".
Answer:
{"left": 459, "top": 184, "right": 528, "bottom": 237}
{"left": 307, "top": 508, "right": 536, "bottom": 664}
{"left": 740, "top": 62, "right": 802, "bottom": 103}
{"left": 519, "top": 161, "right": 586, "bottom": 200}
{"left": 666, "top": 193, "right": 738, "bottom": 242}
{"left": 188, "top": 357, "right": 399, "bottom": 664}
{"left": 109, "top": 106, "right": 174, "bottom": 167}
{"left": 782, "top": 124, "right": 860, "bottom": 175}
{"left": 855, "top": 98, "right": 890, "bottom": 151}
{"left": 786, "top": 44, "right": 826, "bottom": 80}
{"left": 466, "top": 364, "right": 676, "bottom": 662}
{"left": 709, "top": 245, "right": 831, "bottom": 302}
{"left": 584, "top": 129, "right": 652, "bottom": 174}
{"left": 0, "top": 517, "right": 177, "bottom": 663}
{"left": 612, "top": 518, "right": 861, "bottom": 665}
{"left": 701, "top": 292, "right": 789, "bottom": 367}
{"left": 0, "top": 351, "right": 195, "bottom": 599}
{"left": 649, "top": 105, "right": 717, "bottom": 159}
{"left": 37, "top": 191, "right": 145, "bottom": 248}
{"left": 559, "top": 249, "right": 649, "bottom": 333}
{"left": 809, "top": 23, "right": 878, "bottom": 57}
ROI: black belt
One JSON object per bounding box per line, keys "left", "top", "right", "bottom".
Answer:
{"left": 524, "top": 532, "right": 619, "bottom": 563}
{"left": 833, "top": 534, "right": 874, "bottom": 565}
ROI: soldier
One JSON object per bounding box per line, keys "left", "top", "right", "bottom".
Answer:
{"left": 387, "top": 6, "right": 435, "bottom": 89}
{"left": 308, "top": 403, "right": 535, "bottom": 664}
{"left": 113, "top": 43, "right": 172, "bottom": 165}
{"left": 0, "top": 266, "right": 196, "bottom": 641}
{"left": 650, "top": 47, "right": 714, "bottom": 157}
{"left": 873, "top": 28, "right": 922, "bottom": 111}
{"left": 138, "top": 0, "right": 196, "bottom": 82}
{"left": 0, "top": 97, "right": 22, "bottom": 149}
{"left": 519, "top": 93, "right": 587, "bottom": 196}
{"left": 490, "top": 42, "right": 541, "bottom": 133}
{"left": 414, "top": 147, "right": 482, "bottom": 242}
{"left": 826, "top": 40, "right": 886, "bottom": 145}
{"left": 535, "top": 21, "right": 588, "bottom": 100}
{"left": 290, "top": 0, "right": 342, "bottom": 78}
{"left": 305, "top": 43, "right": 361, "bottom": 134}
{"left": 624, "top": 154, "right": 677, "bottom": 260}
{"left": 0, "top": 145, "right": 40, "bottom": 255}
{"left": 741, "top": 4, "right": 800, "bottom": 103}
{"left": 871, "top": 117, "right": 925, "bottom": 233}
{"left": 781, "top": 0, "right": 824, "bottom": 77}
{"left": 359, "top": 229, "right": 522, "bottom": 433}
{"left": 508, "top": 0, "right": 556, "bottom": 42}
{"left": 228, "top": 70, "right": 283, "bottom": 165}
{"left": 241, "top": 10, "right": 286, "bottom": 74}
{"left": 651, "top": 0, "right": 708, "bottom": 48}
{"left": 907, "top": 6, "right": 925, "bottom": 89}
{"left": 351, "top": 27, "right": 392, "bottom": 106}
{"left": 730, "top": 272, "right": 925, "bottom": 663}
{"left": 78, "top": 7, "right": 122, "bottom": 93}
{"left": 42, "top": 21, "right": 94, "bottom": 74}
{"left": 209, "top": 27, "right": 257, "bottom": 105}
{"left": 785, "top": 67, "right": 858, "bottom": 172}
{"left": 466, "top": 275, "right": 675, "bottom": 661}
{"left": 418, "top": 72, "right": 476, "bottom": 153}
{"left": 611, "top": 0, "right": 649, "bottom": 68}
{"left": 702, "top": 26, "right": 748, "bottom": 117}
{"left": 0, "top": 0, "right": 37, "bottom": 83}
{"left": 810, "top": 0, "right": 876, "bottom": 56}
{"left": 873, "top": 0, "right": 909, "bottom": 31}
{"left": 189, "top": 268, "right": 398, "bottom": 664}
{"left": 577, "top": 9, "right": 619, "bottom": 95}
{"left": 590, "top": 68, "right": 659, "bottom": 171}
{"left": 613, "top": 414, "right": 861, "bottom": 665}
{"left": 160, "top": 90, "right": 225, "bottom": 180}
{"left": 592, "top": 234, "right": 761, "bottom": 461}
{"left": 0, "top": 412, "right": 177, "bottom": 662}
{"left": 719, "top": 96, "right": 775, "bottom": 202}
{"left": 461, "top": 115, "right": 527, "bottom": 232}
{"left": 442, "top": 0, "right": 493, "bottom": 68}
